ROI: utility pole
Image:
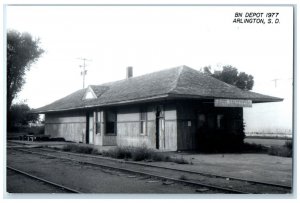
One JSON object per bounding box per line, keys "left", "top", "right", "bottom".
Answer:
{"left": 271, "top": 78, "right": 279, "bottom": 88}
{"left": 77, "top": 58, "right": 91, "bottom": 89}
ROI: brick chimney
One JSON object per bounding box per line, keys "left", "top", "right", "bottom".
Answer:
{"left": 126, "top": 66, "right": 133, "bottom": 79}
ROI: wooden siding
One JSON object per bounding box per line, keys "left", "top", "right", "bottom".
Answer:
{"left": 45, "top": 111, "right": 86, "bottom": 143}
{"left": 176, "top": 102, "right": 197, "bottom": 150}
{"left": 44, "top": 102, "right": 177, "bottom": 151}
{"left": 115, "top": 104, "right": 177, "bottom": 151}
{"left": 176, "top": 101, "right": 244, "bottom": 150}
{"left": 116, "top": 106, "right": 153, "bottom": 148}
{"left": 161, "top": 104, "right": 177, "bottom": 151}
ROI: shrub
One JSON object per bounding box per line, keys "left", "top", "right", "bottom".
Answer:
{"left": 102, "top": 147, "right": 132, "bottom": 159}
{"left": 242, "top": 143, "right": 268, "bottom": 153}
{"left": 62, "top": 144, "right": 99, "bottom": 155}
{"left": 268, "top": 140, "right": 292, "bottom": 157}
{"left": 8, "top": 125, "right": 45, "bottom": 134}
{"left": 131, "top": 147, "right": 152, "bottom": 161}
{"left": 150, "top": 152, "right": 170, "bottom": 162}
{"left": 284, "top": 140, "right": 293, "bottom": 150}
{"left": 60, "top": 145, "right": 190, "bottom": 164}
{"left": 103, "top": 146, "right": 182, "bottom": 163}
{"left": 268, "top": 144, "right": 292, "bottom": 158}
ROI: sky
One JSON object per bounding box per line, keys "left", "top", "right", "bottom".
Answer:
{"left": 6, "top": 5, "right": 294, "bottom": 133}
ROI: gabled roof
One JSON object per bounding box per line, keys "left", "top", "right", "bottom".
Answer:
{"left": 83, "top": 86, "right": 97, "bottom": 99}
{"left": 33, "top": 65, "right": 283, "bottom": 113}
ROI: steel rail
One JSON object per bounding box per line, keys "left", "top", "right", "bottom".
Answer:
{"left": 7, "top": 166, "right": 81, "bottom": 193}
{"left": 10, "top": 147, "right": 247, "bottom": 194}
{"left": 36, "top": 147, "right": 292, "bottom": 190}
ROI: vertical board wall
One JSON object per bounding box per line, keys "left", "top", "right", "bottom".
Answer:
{"left": 45, "top": 111, "right": 86, "bottom": 143}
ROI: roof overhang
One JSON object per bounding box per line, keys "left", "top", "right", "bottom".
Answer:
{"left": 32, "top": 94, "right": 170, "bottom": 114}
{"left": 32, "top": 92, "right": 283, "bottom": 114}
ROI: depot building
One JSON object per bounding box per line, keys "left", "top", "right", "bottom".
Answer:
{"left": 33, "top": 66, "right": 282, "bottom": 151}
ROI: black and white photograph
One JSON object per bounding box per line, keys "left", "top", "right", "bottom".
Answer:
{"left": 3, "top": 1, "right": 296, "bottom": 199}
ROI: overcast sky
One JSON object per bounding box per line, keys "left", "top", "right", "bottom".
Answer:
{"left": 6, "top": 5, "right": 293, "bottom": 131}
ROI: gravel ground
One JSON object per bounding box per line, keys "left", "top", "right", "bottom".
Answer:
{"left": 7, "top": 141, "right": 293, "bottom": 187}
{"left": 6, "top": 169, "right": 69, "bottom": 193}
{"left": 149, "top": 153, "right": 292, "bottom": 186}
{"left": 7, "top": 149, "right": 212, "bottom": 194}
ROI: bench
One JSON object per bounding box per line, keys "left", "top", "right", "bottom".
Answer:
{"left": 19, "top": 134, "right": 50, "bottom": 141}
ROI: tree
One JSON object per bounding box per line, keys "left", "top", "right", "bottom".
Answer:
{"left": 7, "top": 30, "right": 44, "bottom": 110}
{"left": 8, "top": 103, "right": 40, "bottom": 128}
{"left": 201, "top": 65, "right": 254, "bottom": 90}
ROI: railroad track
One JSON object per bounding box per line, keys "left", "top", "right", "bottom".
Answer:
{"left": 7, "top": 166, "right": 81, "bottom": 193}
{"left": 8, "top": 147, "right": 292, "bottom": 194}
{"left": 37, "top": 147, "right": 292, "bottom": 190}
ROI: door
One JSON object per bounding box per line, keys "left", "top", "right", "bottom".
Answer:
{"left": 155, "top": 106, "right": 164, "bottom": 149}
{"left": 159, "top": 117, "right": 165, "bottom": 149}
{"left": 88, "top": 112, "right": 94, "bottom": 144}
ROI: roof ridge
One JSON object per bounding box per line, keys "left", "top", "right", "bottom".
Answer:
{"left": 33, "top": 65, "right": 283, "bottom": 113}
{"left": 91, "top": 65, "right": 185, "bottom": 87}
{"left": 168, "top": 65, "right": 185, "bottom": 93}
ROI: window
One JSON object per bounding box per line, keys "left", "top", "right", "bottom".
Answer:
{"left": 206, "top": 114, "right": 214, "bottom": 129}
{"left": 140, "top": 110, "right": 147, "bottom": 135}
{"left": 85, "top": 91, "right": 95, "bottom": 99}
{"left": 217, "top": 114, "right": 225, "bottom": 129}
{"left": 106, "top": 111, "right": 116, "bottom": 134}
{"left": 83, "top": 86, "right": 97, "bottom": 100}
{"left": 197, "top": 114, "right": 206, "bottom": 128}
{"left": 95, "top": 112, "right": 101, "bottom": 134}
{"left": 156, "top": 105, "right": 164, "bottom": 117}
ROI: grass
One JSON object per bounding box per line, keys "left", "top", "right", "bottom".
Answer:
{"left": 268, "top": 140, "right": 293, "bottom": 157}
{"left": 243, "top": 140, "right": 293, "bottom": 157}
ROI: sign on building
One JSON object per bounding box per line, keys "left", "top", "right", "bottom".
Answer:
{"left": 214, "top": 99, "right": 252, "bottom": 107}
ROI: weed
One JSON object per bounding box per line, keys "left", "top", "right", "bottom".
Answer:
{"left": 170, "top": 156, "right": 189, "bottom": 164}
{"left": 102, "top": 147, "right": 132, "bottom": 159}
{"left": 131, "top": 147, "right": 152, "bottom": 161}
{"left": 179, "top": 175, "right": 188, "bottom": 180}
{"left": 102, "top": 146, "right": 175, "bottom": 162}
{"left": 61, "top": 145, "right": 191, "bottom": 164}
{"left": 62, "top": 144, "right": 99, "bottom": 155}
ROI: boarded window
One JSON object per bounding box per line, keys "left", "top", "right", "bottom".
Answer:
{"left": 106, "top": 111, "right": 116, "bottom": 134}
{"left": 96, "top": 112, "right": 101, "bottom": 134}
{"left": 140, "top": 110, "right": 147, "bottom": 135}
